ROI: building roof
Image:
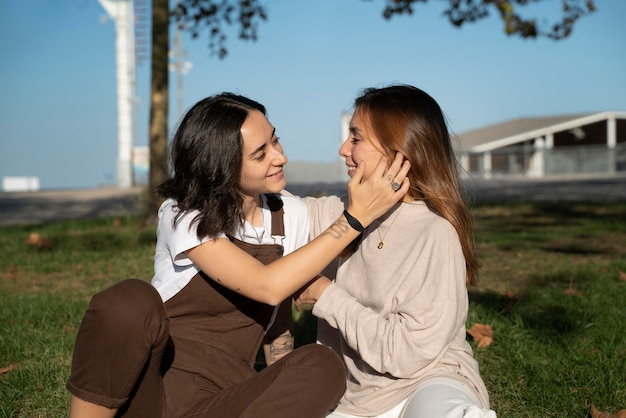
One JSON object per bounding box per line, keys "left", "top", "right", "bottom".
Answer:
{"left": 455, "top": 111, "right": 626, "bottom": 153}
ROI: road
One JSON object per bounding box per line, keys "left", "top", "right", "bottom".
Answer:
{"left": 0, "top": 187, "right": 145, "bottom": 226}
{"left": 1, "top": 175, "right": 625, "bottom": 226}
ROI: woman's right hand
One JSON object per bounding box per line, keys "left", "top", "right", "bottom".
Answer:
{"left": 346, "top": 152, "right": 410, "bottom": 228}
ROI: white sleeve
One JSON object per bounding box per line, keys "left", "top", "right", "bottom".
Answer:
{"left": 162, "top": 202, "right": 222, "bottom": 265}
{"left": 152, "top": 199, "right": 225, "bottom": 302}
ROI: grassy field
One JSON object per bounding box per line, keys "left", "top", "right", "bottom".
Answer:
{"left": 1, "top": 202, "right": 625, "bottom": 417}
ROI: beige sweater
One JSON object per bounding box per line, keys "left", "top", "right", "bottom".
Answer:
{"left": 305, "top": 196, "right": 490, "bottom": 416}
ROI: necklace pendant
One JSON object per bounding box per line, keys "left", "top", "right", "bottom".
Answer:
{"left": 377, "top": 242, "right": 384, "bottom": 249}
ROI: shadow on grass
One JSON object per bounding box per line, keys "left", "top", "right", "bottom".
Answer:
{"left": 12, "top": 217, "right": 156, "bottom": 253}
{"left": 475, "top": 202, "right": 626, "bottom": 226}
{"left": 469, "top": 267, "right": 601, "bottom": 345}
{"left": 542, "top": 246, "right": 608, "bottom": 256}
{"left": 474, "top": 202, "right": 626, "bottom": 257}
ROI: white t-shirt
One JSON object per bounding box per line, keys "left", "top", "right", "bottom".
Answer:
{"left": 152, "top": 195, "right": 310, "bottom": 302}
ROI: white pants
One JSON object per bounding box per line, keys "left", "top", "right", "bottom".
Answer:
{"left": 326, "top": 377, "right": 497, "bottom": 418}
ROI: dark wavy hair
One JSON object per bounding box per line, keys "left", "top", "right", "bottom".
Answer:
{"left": 354, "top": 84, "right": 480, "bottom": 285}
{"left": 157, "top": 92, "right": 266, "bottom": 240}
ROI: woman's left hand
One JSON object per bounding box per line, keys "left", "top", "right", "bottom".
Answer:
{"left": 294, "top": 275, "right": 332, "bottom": 311}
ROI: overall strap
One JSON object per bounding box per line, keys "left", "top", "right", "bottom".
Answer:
{"left": 264, "top": 193, "right": 285, "bottom": 237}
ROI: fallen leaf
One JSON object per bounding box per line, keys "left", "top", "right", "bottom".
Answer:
{"left": 0, "top": 363, "right": 19, "bottom": 376}
{"left": 467, "top": 323, "right": 493, "bottom": 348}
{"left": 26, "top": 232, "right": 52, "bottom": 249}
{"left": 27, "top": 232, "right": 41, "bottom": 245}
{"left": 591, "top": 405, "right": 626, "bottom": 418}
{"left": 563, "top": 277, "right": 578, "bottom": 295}
{"left": 4, "top": 265, "right": 20, "bottom": 280}
{"left": 501, "top": 290, "right": 516, "bottom": 312}
{"left": 591, "top": 405, "right": 602, "bottom": 418}
{"left": 113, "top": 218, "right": 121, "bottom": 229}
{"left": 563, "top": 286, "right": 578, "bottom": 295}
{"left": 617, "top": 269, "right": 626, "bottom": 282}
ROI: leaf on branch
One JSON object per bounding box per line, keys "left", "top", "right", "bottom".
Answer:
{"left": 0, "top": 364, "right": 19, "bottom": 376}
{"left": 590, "top": 405, "right": 626, "bottom": 418}
{"left": 467, "top": 323, "right": 493, "bottom": 348}
{"left": 174, "top": 0, "right": 267, "bottom": 59}
{"left": 377, "top": 0, "right": 595, "bottom": 40}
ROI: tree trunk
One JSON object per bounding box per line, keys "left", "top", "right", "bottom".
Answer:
{"left": 147, "top": 0, "right": 169, "bottom": 219}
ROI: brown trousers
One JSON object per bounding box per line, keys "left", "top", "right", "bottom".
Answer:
{"left": 67, "top": 277, "right": 346, "bottom": 418}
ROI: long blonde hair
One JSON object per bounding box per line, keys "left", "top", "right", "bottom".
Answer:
{"left": 354, "top": 85, "right": 480, "bottom": 285}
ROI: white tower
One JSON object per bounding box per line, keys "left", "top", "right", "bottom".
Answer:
{"left": 98, "top": 0, "right": 136, "bottom": 188}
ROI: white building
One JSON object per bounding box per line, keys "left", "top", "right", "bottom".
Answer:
{"left": 455, "top": 111, "right": 626, "bottom": 179}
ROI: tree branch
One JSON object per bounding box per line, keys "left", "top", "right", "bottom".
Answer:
{"left": 172, "top": 0, "right": 267, "bottom": 59}
{"left": 375, "top": 0, "right": 595, "bottom": 40}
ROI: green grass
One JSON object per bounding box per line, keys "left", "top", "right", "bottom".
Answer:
{"left": 1, "top": 203, "right": 625, "bottom": 417}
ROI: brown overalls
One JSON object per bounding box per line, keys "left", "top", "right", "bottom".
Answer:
{"left": 67, "top": 195, "right": 346, "bottom": 417}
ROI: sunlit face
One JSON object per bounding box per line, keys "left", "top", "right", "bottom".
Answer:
{"left": 239, "top": 110, "right": 288, "bottom": 196}
{"left": 339, "top": 109, "right": 387, "bottom": 181}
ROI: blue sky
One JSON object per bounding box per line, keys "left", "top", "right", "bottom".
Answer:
{"left": 1, "top": 0, "right": 625, "bottom": 190}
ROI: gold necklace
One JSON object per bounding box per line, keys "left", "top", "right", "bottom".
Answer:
{"left": 376, "top": 206, "right": 402, "bottom": 249}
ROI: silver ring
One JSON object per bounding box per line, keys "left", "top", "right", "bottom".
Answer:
{"left": 391, "top": 181, "right": 400, "bottom": 191}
